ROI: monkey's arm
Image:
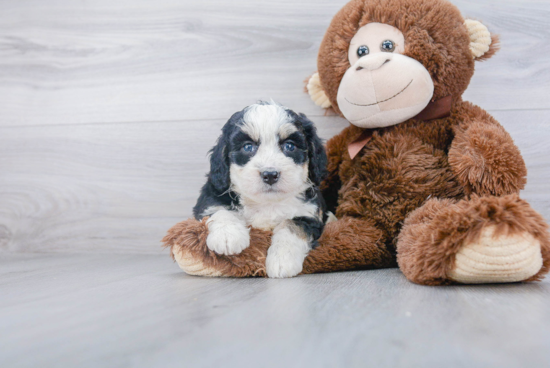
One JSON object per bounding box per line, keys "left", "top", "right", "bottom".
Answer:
{"left": 448, "top": 105, "right": 527, "bottom": 196}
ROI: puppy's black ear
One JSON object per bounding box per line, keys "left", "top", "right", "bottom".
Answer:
{"left": 297, "top": 113, "right": 327, "bottom": 186}
{"left": 208, "top": 135, "right": 230, "bottom": 193}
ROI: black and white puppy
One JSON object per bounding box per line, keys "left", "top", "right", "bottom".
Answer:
{"left": 193, "top": 101, "right": 328, "bottom": 278}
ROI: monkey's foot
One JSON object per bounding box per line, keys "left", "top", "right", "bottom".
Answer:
{"left": 448, "top": 225, "right": 543, "bottom": 283}
{"left": 163, "top": 218, "right": 270, "bottom": 278}
{"left": 398, "top": 194, "right": 550, "bottom": 285}
{"left": 172, "top": 245, "right": 225, "bottom": 277}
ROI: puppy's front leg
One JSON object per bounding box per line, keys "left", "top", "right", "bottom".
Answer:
{"left": 206, "top": 209, "right": 250, "bottom": 255}
{"left": 266, "top": 218, "right": 323, "bottom": 278}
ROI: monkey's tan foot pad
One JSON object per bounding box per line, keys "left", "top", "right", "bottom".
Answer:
{"left": 448, "top": 226, "right": 543, "bottom": 284}
{"left": 173, "top": 246, "right": 225, "bottom": 277}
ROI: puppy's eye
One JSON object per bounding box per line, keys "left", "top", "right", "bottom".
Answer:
{"left": 381, "top": 40, "right": 395, "bottom": 52}
{"left": 357, "top": 45, "right": 369, "bottom": 57}
{"left": 282, "top": 142, "right": 295, "bottom": 152}
{"left": 242, "top": 143, "right": 256, "bottom": 153}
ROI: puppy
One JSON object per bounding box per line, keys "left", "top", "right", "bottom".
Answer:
{"left": 193, "top": 101, "right": 328, "bottom": 278}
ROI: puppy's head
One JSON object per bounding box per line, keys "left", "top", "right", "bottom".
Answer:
{"left": 208, "top": 102, "right": 327, "bottom": 202}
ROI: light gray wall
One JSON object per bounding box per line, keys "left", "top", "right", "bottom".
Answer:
{"left": 0, "top": 0, "right": 548, "bottom": 254}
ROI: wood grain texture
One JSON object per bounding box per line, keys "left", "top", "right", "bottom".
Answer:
{"left": 0, "top": 0, "right": 549, "bottom": 127}
{"left": 1, "top": 2, "right": 549, "bottom": 366}
{"left": 0, "top": 111, "right": 547, "bottom": 254}
{"left": 0, "top": 0, "right": 549, "bottom": 254}
{"left": 0, "top": 254, "right": 549, "bottom": 368}
{"left": 0, "top": 116, "right": 349, "bottom": 253}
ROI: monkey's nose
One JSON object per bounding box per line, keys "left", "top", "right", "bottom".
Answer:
{"left": 261, "top": 171, "right": 280, "bottom": 185}
{"left": 356, "top": 54, "right": 392, "bottom": 71}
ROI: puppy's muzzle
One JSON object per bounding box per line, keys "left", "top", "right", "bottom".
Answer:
{"left": 261, "top": 170, "right": 280, "bottom": 185}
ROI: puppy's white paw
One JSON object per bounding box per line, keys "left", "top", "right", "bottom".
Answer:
{"left": 266, "top": 252, "right": 304, "bottom": 278}
{"left": 266, "top": 227, "right": 310, "bottom": 278}
{"left": 206, "top": 211, "right": 250, "bottom": 255}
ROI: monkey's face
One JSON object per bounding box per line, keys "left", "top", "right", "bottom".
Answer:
{"left": 309, "top": 0, "right": 497, "bottom": 124}
{"left": 336, "top": 23, "right": 434, "bottom": 129}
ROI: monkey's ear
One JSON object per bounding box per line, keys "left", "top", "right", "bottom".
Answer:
{"left": 306, "top": 72, "right": 332, "bottom": 109}
{"left": 464, "top": 19, "right": 500, "bottom": 61}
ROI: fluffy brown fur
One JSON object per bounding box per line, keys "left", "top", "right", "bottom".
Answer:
{"left": 164, "top": 216, "right": 396, "bottom": 277}
{"left": 397, "top": 195, "right": 550, "bottom": 285}
{"left": 448, "top": 112, "right": 527, "bottom": 196}
{"left": 303, "top": 217, "right": 395, "bottom": 274}
{"left": 163, "top": 218, "right": 271, "bottom": 277}
{"left": 164, "top": 0, "right": 550, "bottom": 285}
{"left": 317, "top": 0, "right": 490, "bottom": 115}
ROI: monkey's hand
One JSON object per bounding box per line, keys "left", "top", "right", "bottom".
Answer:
{"left": 448, "top": 121, "right": 527, "bottom": 196}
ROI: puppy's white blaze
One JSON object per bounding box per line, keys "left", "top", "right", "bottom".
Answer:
{"left": 230, "top": 102, "right": 310, "bottom": 206}
{"left": 278, "top": 123, "right": 299, "bottom": 140}
{"left": 206, "top": 210, "right": 250, "bottom": 255}
{"left": 242, "top": 103, "right": 292, "bottom": 143}
{"left": 266, "top": 223, "right": 311, "bottom": 278}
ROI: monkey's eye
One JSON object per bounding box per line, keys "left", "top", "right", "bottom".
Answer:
{"left": 357, "top": 45, "right": 369, "bottom": 57}
{"left": 242, "top": 143, "right": 257, "bottom": 153}
{"left": 381, "top": 40, "right": 395, "bottom": 52}
{"left": 282, "top": 142, "right": 295, "bottom": 152}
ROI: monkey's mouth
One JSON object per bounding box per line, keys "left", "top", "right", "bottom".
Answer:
{"left": 345, "top": 79, "right": 413, "bottom": 107}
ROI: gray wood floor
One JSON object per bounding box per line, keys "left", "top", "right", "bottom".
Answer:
{"left": 1, "top": 254, "right": 549, "bottom": 368}
{"left": 1, "top": 0, "right": 550, "bottom": 367}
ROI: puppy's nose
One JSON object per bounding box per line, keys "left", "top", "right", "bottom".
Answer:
{"left": 261, "top": 171, "right": 280, "bottom": 185}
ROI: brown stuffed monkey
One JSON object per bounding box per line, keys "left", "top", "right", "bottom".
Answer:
{"left": 164, "top": 0, "right": 550, "bottom": 285}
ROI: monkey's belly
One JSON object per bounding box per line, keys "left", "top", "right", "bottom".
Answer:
{"left": 336, "top": 147, "right": 463, "bottom": 231}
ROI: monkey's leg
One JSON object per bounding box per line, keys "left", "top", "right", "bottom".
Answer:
{"left": 397, "top": 195, "right": 550, "bottom": 285}
{"left": 164, "top": 217, "right": 395, "bottom": 277}
{"left": 163, "top": 218, "right": 271, "bottom": 277}
{"left": 302, "top": 217, "right": 396, "bottom": 274}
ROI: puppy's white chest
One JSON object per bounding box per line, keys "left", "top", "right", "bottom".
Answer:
{"left": 240, "top": 198, "right": 316, "bottom": 231}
